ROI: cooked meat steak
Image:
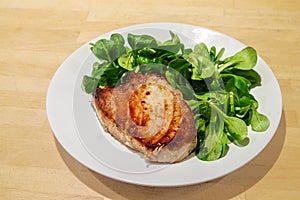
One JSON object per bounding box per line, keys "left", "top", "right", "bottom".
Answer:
{"left": 92, "top": 72, "right": 197, "bottom": 163}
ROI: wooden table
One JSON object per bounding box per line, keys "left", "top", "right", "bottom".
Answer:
{"left": 1, "top": 0, "right": 299, "bottom": 199}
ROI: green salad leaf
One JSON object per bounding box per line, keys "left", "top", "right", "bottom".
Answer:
{"left": 218, "top": 47, "right": 257, "bottom": 72}
{"left": 81, "top": 31, "right": 270, "bottom": 161}
{"left": 128, "top": 33, "right": 158, "bottom": 50}
{"left": 90, "top": 33, "right": 127, "bottom": 62}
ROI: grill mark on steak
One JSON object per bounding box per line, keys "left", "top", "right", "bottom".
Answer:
{"left": 93, "top": 87, "right": 114, "bottom": 121}
{"left": 129, "top": 85, "right": 151, "bottom": 127}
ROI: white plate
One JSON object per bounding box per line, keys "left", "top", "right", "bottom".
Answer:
{"left": 47, "top": 22, "right": 282, "bottom": 187}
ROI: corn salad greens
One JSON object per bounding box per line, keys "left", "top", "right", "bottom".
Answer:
{"left": 82, "top": 31, "right": 270, "bottom": 161}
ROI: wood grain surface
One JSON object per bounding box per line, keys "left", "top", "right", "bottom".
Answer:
{"left": 1, "top": 0, "right": 299, "bottom": 199}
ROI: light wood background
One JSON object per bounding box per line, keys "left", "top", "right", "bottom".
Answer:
{"left": 1, "top": 0, "right": 299, "bottom": 199}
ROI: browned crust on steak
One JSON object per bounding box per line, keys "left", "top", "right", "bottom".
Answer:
{"left": 92, "top": 72, "right": 197, "bottom": 163}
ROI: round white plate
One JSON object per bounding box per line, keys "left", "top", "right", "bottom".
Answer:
{"left": 46, "top": 22, "right": 282, "bottom": 187}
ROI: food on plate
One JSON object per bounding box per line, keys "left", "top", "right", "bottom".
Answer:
{"left": 92, "top": 72, "right": 197, "bottom": 163}
{"left": 82, "top": 31, "right": 270, "bottom": 162}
